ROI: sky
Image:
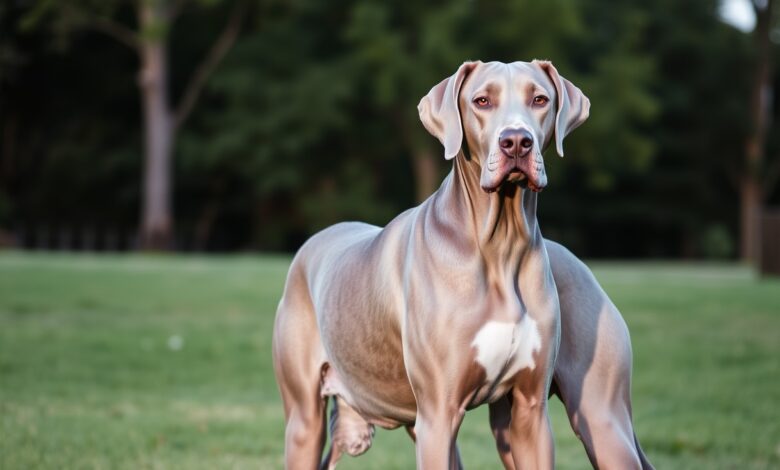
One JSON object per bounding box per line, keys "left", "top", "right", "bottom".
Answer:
{"left": 719, "top": 0, "right": 756, "bottom": 32}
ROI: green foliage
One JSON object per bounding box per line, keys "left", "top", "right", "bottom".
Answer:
{"left": 1, "top": 254, "right": 779, "bottom": 467}
{"left": 562, "top": 3, "right": 659, "bottom": 192}
{"left": 19, "top": 0, "right": 128, "bottom": 49}
{"left": 2, "top": 0, "right": 775, "bottom": 253}
{"left": 700, "top": 223, "right": 735, "bottom": 259}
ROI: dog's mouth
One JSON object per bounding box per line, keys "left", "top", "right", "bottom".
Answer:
{"left": 508, "top": 169, "right": 544, "bottom": 193}
{"left": 482, "top": 159, "right": 547, "bottom": 193}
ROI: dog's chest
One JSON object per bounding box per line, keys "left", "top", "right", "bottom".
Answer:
{"left": 471, "top": 315, "right": 542, "bottom": 385}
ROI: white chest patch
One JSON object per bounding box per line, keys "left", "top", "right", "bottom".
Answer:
{"left": 471, "top": 316, "right": 542, "bottom": 383}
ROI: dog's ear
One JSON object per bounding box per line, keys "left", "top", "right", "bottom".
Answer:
{"left": 534, "top": 60, "right": 590, "bottom": 157}
{"left": 418, "top": 61, "right": 480, "bottom": 160}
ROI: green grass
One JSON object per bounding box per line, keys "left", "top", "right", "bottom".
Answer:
{"left": 1, "top": 253, "right": 778, "bottom": 469}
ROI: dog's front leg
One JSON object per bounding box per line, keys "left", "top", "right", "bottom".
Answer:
{"left": 509, "top": 380, "right": 555, "bottom": 470}
{"left": 507, "top": 322, "right": 558, "bottom": 470}
{"left": 406, "top": 344, "right": 466, "bottom": 469}
{"left": 413, "top": 401, "right": 465, "bottom": 470}
{"left": 506, "top": 242, "right": 561, "bottom": 470}
{"left": 507, "top": 310, "right": 558, "bottom": 470}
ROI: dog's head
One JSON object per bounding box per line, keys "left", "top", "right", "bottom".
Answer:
{"left": 418, "top": 60, "right": 589, "bottom": 193}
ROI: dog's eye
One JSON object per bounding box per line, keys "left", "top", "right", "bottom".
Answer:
{"left": 473, "top": 97, "right": 490, "bottom": 108}
{"left": 533, "top": 95, "right": 549, "bottom": 107}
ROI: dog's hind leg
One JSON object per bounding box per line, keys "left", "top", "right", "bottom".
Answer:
{"left": 553, "top": 289, "right": 651, "bottom": 470}
{"left": 488, "top": 395, "right": 515, "bottom": 470}
{"left": 273, "top": 263, "right": 328, "bottom": 470}
{"left": 544, "top": 240, "right": 653, "bottom": 469}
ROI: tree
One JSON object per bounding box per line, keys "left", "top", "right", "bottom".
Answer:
{"left": 23, "top": 0, "right": 246, "bottom": 249}
{"left": 181, "top": 0, "right": 662, "bottom": 250}
{"left": 622, "top": 0, "right": 750, "bottom": 258}
{"left": 742, "top": 0, "right": 774, "bottom": 263}
{"left": 341, "top": 0, "right": 475, "bottom": 202}
{"left": 7, "top": 0, "right": 772, "bottom": 256}
{"left": 342, "top": 0, "right": 593, "bottom": 202}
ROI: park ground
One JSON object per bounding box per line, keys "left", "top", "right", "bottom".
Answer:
{"left": 0, "top": 253, "right": 778, "bottom": 469}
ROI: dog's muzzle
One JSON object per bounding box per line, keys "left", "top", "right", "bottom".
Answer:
{"left": 481, "top": 127, "right": 548, "bottom": 193}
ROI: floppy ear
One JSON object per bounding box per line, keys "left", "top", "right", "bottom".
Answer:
{"left": 534, "top": 60, "right": 590, "bottom": 157}
{"left": 417, "top": 61, "right": 480, "bottom": 160}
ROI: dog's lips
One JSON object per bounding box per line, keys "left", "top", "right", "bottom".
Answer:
{"left": 526, "top": 180, "right": 543, "bottom": 192}
{"left": 482, "top": 168, "right": 543, "bottom": 193}
{"left": 511, "top": 169, "right": 544, "bottom": 192}
{"left": 481, "top": 149, "right": 546, "bottom": 193}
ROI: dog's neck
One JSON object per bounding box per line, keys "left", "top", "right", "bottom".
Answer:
{"left": 431, "top": 149, "right": 543, "bottom": 257}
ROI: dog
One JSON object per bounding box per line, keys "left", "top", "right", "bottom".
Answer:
{"left": 273, "top": 60, "right": 653, "bottom": 469}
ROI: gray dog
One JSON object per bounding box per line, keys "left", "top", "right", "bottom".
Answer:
{"left": 273, "top": 60, "right": 653, "bottom": 469}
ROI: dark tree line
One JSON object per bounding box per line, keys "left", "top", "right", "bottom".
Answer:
{"left": 1, "top": 0, "right": 779, "bottom": 258}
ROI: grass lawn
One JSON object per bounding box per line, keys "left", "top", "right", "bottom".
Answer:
{"left": 1, "top": 252, "right": 778, "bottom": 469}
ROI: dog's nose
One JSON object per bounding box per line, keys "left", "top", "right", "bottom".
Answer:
{"left": 498, "top": 128, "right": 534, "bottom": 158}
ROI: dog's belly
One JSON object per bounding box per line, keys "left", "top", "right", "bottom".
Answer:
{"left": 321, "top": 311, "right": 418, "bottom": 427}
{"left": 306, "top": 220, "right": 419, "bottom": 426}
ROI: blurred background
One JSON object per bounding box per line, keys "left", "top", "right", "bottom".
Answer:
{"left": 1, "top": 0, "right": 778, "bottom": 264}
{"left": 1, "top": 1, "right": 780, "bottom": 469}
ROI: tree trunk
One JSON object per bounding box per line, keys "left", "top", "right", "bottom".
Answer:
{"left": 412, "top": 147, "right": 439, "bottom": 203}
{"left": 741, "top": 0, "right": 773, "bottom": 263}
{"left": 138, "top": 0, "right": 175, "bottom": 250}
{"left": 740, "top": 177, "right": 762, "bottom": 263}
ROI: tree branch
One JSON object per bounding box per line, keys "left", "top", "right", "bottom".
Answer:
{"left": 60, "top": 4, "right": 140, "bottom": 51}
{"left": 174, "top": 0, "right": 247, "bottom": 129}
{"left": 90, "top": 15, "right": 141, "bottom": 50}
